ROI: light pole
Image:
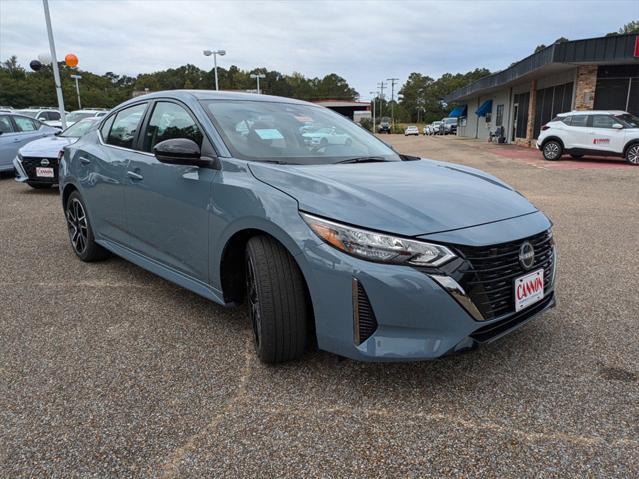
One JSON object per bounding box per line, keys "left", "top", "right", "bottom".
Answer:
{"left": 70, "top": 74, "right": 82, "bottom": 109}
{"left": 42, "top": 0, "right": 66, "bottom": 129}
{"left": 203, "top": 49, "right": 226, "bottom": 90}
{"left": 369, "top": 91, "right": 377, "bottom": 133}
{"left": 250, "top": 73, "right": 266, "bottom": 94}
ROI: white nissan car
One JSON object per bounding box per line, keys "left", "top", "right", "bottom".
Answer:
{"left": 537, "top": 110, "right": 639, "bottom": 165}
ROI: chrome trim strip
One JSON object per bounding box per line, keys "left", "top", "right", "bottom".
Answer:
{"left": 430, "top": 274, "right": 485, "bottom": 321}
{"left": 352, "top": 278, "right": 361, "bottom": 345}
{"left": 12, "top": 157, "right": 28, "bottom": 182}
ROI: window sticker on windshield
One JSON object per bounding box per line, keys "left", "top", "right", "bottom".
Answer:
{"left": 255, "top": 128, "right": 284, "bottom": 140}
{"left": 294, "top": 115, "right": 314, "bottom": 123}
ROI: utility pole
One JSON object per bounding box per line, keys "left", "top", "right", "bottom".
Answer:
{"left": 377, "top": 81, "right": 386, "bottom": 118}
{"left": 369, "top": 91, "right": 377, "bottom": 133}
{"left": 387, "top": 78, "right": 399, "bottom": 133}
{"left": 42, "top": 0, "right": 66, "bottom": 129}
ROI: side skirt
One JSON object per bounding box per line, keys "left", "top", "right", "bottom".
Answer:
{"left": 97, "top": 238, "right": 229, "bottom": 306}
{"left": 564, "top": 147, "right": 623, "bottom": 157}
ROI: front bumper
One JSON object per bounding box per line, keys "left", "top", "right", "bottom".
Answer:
{"left": 299, "top": 211, "right": 556, "bottom": 361}
{"left": 13, "top": 156, "right": 58, "bottom": 185}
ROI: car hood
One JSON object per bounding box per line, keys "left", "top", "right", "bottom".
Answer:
{"left": 19, "top": 135, "right": 76, "bottom": 158}
{"left": 249, "top": 159, "right": 538, "bottom": 236}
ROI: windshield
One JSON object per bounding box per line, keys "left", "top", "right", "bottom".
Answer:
{"left": 60, "top": 119, "right": 96, "bottom": 137}
{"left": 67, "top": 111, "right": 95, "bottom": 122}
{"left": 17, "top": 110, "right": 38, "bottom": 118}
{"left": 615, "top": 113, "right": 639, "bottom": 128}
{"left": 202, "top": 100, "right": 400, "bottom": 164}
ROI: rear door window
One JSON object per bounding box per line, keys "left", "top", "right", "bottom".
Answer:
{"left": 48, "top": 111, "right": 61, "bottom": 121}
{"left": 106, "top": 103, "right": 147, "bottom": 149}
{"left": 569, "top": 115, "right": 588, "bottom": 127}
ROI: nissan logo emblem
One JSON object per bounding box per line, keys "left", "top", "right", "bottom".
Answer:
{"left": 40, "top": 159, "right": 50, "bottom": 166}
{"left": 519, "top": 241, "right": 535, "bottom": 270}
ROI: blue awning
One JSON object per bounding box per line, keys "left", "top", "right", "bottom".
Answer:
{"left": 448, "top": 105, "right": 467, "bottom": 117}
{"left": 475, "top": 100, "right": 493, "bottom": 117}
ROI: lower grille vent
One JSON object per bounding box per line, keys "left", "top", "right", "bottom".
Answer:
{"left": 353, "top": 279, "right": 378, "bottom": 345}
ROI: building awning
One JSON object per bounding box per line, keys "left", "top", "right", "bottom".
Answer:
{"left": 448, "top": 105, "right": 467, "bottom": 117}
{"left": 475, "top": 100, "right": 493, "bottom": 117}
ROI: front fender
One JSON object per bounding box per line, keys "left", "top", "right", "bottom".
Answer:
{"left": 208, "top": 158, "right": 323, "bottom": 293}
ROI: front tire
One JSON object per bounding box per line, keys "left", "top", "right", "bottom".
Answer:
{"left": 65, "top": 191, "right": 110, "bottom": 262}
{"left": 625, "top": 143, "right": 639, "bottom": 165}
{"left": 542, "top": 140, "right": 563, "bottom": 161}
{"left": 245, "top": 236, "right": 309, "bottom": 363}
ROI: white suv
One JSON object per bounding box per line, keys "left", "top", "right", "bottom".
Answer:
{"left": 537, "top": 110, "right": 639, "bottom": 165}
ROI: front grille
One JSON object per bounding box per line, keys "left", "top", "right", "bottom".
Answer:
{"left": 352, "top": 279, "right": 378, "bottom": 345}
{"left": 454, "top": 230, "right": 555, "bottom": 320}
{"left": 471, "top": 291, "right": 555, "bottom": 342}
{"left": 19, "top": 156, "right": 59, "bottom": 181}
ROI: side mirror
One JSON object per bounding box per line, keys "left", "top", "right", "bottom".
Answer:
{"left": 55, "top": 131, "right": 61, "bottom": 136}
{"left": 612, "top": 123, "right": 624, "bottom": 130}
{"left": 153, "top": 138, "right": 213, "bottom": 168}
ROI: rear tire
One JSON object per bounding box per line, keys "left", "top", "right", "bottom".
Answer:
{"left": 65, "top": 191, "right": 110, "bottom": 262}
{"left": 245, "top": 236, "right": 309, "bottom": 363}
{"left": 542, "top": 140, "right": 563, "bottom": 161}
{"left": 625, "top": 143, "right": 639, "bottom": 165}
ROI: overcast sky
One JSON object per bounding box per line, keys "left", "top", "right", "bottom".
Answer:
{"left": 1, "top": 0, "right": 637, "bottom": 99}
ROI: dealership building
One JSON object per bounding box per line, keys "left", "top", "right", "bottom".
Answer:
{"left": 444, "top": 33, "right": 639, "bottom": 145}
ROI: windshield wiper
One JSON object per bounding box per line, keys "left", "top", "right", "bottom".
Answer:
{"left": 336, "top": 156, "right": 388, "bottom": 164}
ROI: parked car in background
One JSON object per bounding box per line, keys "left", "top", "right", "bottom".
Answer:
{"left": 65, "top": 109, "right": 110, "bottom": 126}
{"left": 0, "top": 106, "right": 13, "bottom": 113}
{"left": 378, "top": 117, "right": 391, "bottom": 134}
{"left": 59, "top": 90, "right": 556, "bottom": 364}
{"left": 0, "top": 113, "right": 58, "bottom": 173}
{"left": 14, "top": 117, "right": 100, "bottom": 188}
{"left": 442, "top": 117, "right": 458, "bottom": 135}
{"left": 404, "top": 125, "right": 419, "bottom": 136}
{"left": 537, "top": 110, "right": 639, "bottom": 165}
{"left": 16, "top": 108, "right": 68, "bottom": 128}
{"left": 432, "top": 120, "right": 444, "bottom": 135}
{"left": 302, "top": 126, "right": 352, "bottom": 147}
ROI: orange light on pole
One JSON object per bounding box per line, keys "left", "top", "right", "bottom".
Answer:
{"left": 65, "top": 53, "right": 78, "bottom": 68}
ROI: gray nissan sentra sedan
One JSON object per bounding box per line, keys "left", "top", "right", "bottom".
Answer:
{"left": 59, "top": 91, "right": 557, "bottom": 363}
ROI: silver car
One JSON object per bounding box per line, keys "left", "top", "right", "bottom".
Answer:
{"left": 0, "top": 113, "right": 58, "bottom": 173}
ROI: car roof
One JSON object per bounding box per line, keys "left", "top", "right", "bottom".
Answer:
{"left": 116, "top": 90, "right": 315, "bottom": 109}
{"left": 556, "top": 110, "right": 628, "bottom": 117}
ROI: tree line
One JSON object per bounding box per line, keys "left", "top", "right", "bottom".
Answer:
{"left": 0, "top": 57, "right": 358, "bottom": 110}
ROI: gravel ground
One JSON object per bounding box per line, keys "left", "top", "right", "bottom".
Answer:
{"left": 0, "top": 136, "right": 637, "bottom": 478}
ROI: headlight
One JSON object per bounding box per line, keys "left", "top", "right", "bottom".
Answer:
{"left": 301, "top": 212, "right": 456, "bottom": 267}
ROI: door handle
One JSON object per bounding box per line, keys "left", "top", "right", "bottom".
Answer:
{"left": 127, "top": 170, "right": 144, "bottom": 181}
{"left": 79, "top": 156, "right": 91, "bottom": 165}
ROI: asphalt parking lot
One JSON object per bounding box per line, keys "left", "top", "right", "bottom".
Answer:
{"left": 1, "top": 136, "right": 638, "bottom": 478}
